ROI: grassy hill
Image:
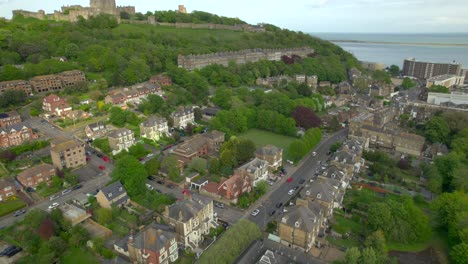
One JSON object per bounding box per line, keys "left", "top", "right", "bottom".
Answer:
{"left": 0, "top": 14, "right": 360, "bottom": 87}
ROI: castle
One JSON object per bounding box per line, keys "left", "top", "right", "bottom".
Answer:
{"left": 178, "top": 47, "right": 315, "bottom": 70}
{"left": 13, "top": 0, "right": 135, "bottom": 23}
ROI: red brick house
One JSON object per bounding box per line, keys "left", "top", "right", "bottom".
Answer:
{"left": 17, "top": 164, "right": 56, "bottom": 188}
{"left": 149, "top": 74, "right": 172, "bottom": 86}
{"left": 201, "top": 171, "right": 252, "bottom": 203}
{"left": 42, "top": 94, "right": 72, "bottom": 117}
{"left": 0, "top": 179, "right": 16, "bottom": 201}
{"left": 0, "top": 123, "right": 37, "bottom": 148}
{"left": 0, "top": 111, "right": 22, "bottom": 128}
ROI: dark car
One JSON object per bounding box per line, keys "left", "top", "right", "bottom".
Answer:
{"left": 167, "top": 184, "right": 175, "bottom": 189}
{"left": 269, "top": 210, "right": 276, "bottom": 216}
{"left": 13, "top": 210, "right": 26, "bottom": 217}
{"left": 0, "top": 245, "right": 22, "bottom": 257}
{"left": 299, "top": 179, "right": 306, "bottom": 184}
{"left": 293, "top": 185, "right": 299, "bottom": 191}
{"left": 156, "top": 180, "right": 164, "bottom": 185}
{"left": 147, "top": 175, "right": 155, "bottom": 181}
{"left": 96, "top": 153, "right": 103, "bottom": 158}
{"left": 71, "top": 184, "right": 82, "bottom": 190}
{"left": 275, "top": 202, "right": 283, "bottom": 208}
{"left": 25, "top": 187, "right": 35, "bottom": 193}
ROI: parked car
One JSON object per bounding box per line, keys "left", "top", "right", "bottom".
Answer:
{"left": 251, "top": 209, "right": 260, "bottom": 216}
{"left": 146, "top": 153, "right": 154, "bottom": 158}
{"left": 102, "top": 156, "right": 109, "bottom": 162}
{"left": 86, "top": 156, "right": 91, "bottom": 161}
{"left": 167, "top": 184, "right": 175, "bottom": 189}
{"left": 293, "top": 185, "right": 299, "bottom": 191}
{"left": 25, "top": 187, "right": 35, "bottom": 193}
{"left": 145, "top": 183, "right": 154, "bottom": 191}
{"left": 215, "top": 203, "right": 225, "bottom": 209}
{"left": 13, "top": 210, "right": 26, "bottom": 217}
{"left": 269, "top": 210, "right": 276, "bottom": 216}
{"left": 0, "top": 245, "right": 22, "bottom": 257}
{"left": 156, "top": 180, "right": 164, "bottom": 185}
{"left": 71, "top": 184, "right": 82, "bottom": 190}
{"left": 312, "top": 151, "right": 317, "bottom": 156}
{"left": 299, "top": 179, "right": 306, "bottom": 184}
{"left": 48, "top": 202, "right": 59, "bottom": 210}
{"left": 99, "top": 165, "right": 105, "bottom": 170}
{"left": 61, "top": 189, "right": 71, "bottom": 195}
{"left": 288, "top": 189, "right": 295, "bottom": 195}
{"left": 147, "top": 175, "right": 155, "bottom": 181}
{"left": 49, "top": 194, "right": 60, "bottom": 201}
{"left": 276, "top": 202, "right": 283, "bottom": 208}
{"left": 96, "top": 153, "right": 103, "bottom": 158}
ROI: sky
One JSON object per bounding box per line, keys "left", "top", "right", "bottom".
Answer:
{"left": 1, "top": 0, "right": 468, "bottom": 33}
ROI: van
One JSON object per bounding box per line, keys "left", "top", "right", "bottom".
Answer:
{"left": 286, "top": 160, "right": 294, "bottom": 165}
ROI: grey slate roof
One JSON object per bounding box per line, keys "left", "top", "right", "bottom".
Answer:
{"left": 0, "top": 122, "right": 31, "bottom": 133}
{"left": 238, "top": 158, "right": 268, "bottom": 174}
{"left": 101, "top": 181, "right": 127, "bottom": 204}
{"left": 167, "top": 196, "right": 212, "bottom": 222}
{"left": 280, "top": 204, "right": 320, "bottom": 232}
{"left": 132, "top": 224, "right": 176, "bottom": 252}
{"left": 321, "top": 165, "right": 346, "bottom": 181}
{"left": 109, "top": 128, "right": 133, "bottom": 138}
{"left": 301, "top": 178, "right": 336, "bottom": 203}
{"left": 141, "top": 116, "right": 167, "bottom": 127}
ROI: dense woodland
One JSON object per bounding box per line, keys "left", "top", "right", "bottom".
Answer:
{"left": 0, "top": 14, "right": 359, "bottom": 87}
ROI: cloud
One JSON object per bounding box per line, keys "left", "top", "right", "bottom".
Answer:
{"left": 306, "top": 0, "right": 331, "bottom": 8}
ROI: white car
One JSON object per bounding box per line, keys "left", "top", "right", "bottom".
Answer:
{"left": 48, "top": 202, "right": 59, "bottom": 210}
{"left": 288, "top": 189, "right": 295, "bottom": 195}
{"left": 312, "top": 152, "right": 317, "bottom": 156}
{"left": 251, "top": 209, "right": 260, "bottom": 216}
{"left": 61, "top": 189, "right": 71, "bottom": 195}
{"left": 146, "top": 153, "right": 154, "bottom": 158}
{"left": 49, "top": 194, "right": 60, "bottom": 201}
{"left": 146, "top": 183, "right": 154, "bottom": 191}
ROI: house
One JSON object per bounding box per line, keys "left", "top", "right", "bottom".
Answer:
{"left": 17, "top": 164, "right": 55, "bottom": 188}
{"left": 236, "top": 158, "right": 269, "bottom": 187}
{"left": 172, "top": 131, "right": 224, "bottom": 164}
{"left": 140, "top": 116, "right": 169, "bottom": 141}
{"left": 201, "top": 171, "right": 252, "bottom": 204}
{"left": 105, "top": 84, "right": 161, "bottom": 106}
{"left": 393, "top": 132, "right": 425, "bottom": 157}
{"left": 0, "top": 111, "right": 21, "bottom": 128}
{"left": 336, "top": 81, "right": 352, "bottom": 94}
{"left": 85, "top": 122, "right": 108, "bottom": 139}
{"left": 96, "top": 181, "right": 130, "bottom": 209}
{"left": 108, "top": 128, "right": 136, "bottom": 155}
{"left": 115, "top": 224, "right": 178, "bottom": 264}
{"left": 57, "top": 70, "right": 86, "bottom": 87}
{"left": 370, "top": 84, "right": 394, "bottom": 97}
{"left": 330, "top": 150, "right": 360, "bottom": 175}
{"left": 163, "top": 195, "right": 216, "bottom": 250}
{"left": 255, "top": 145, "right": 283, "bottom": 172}
{"left": 30, "top": 74, "right": 62, "bottom": 93}
{"left": 299, "top": 178, "right": 336, "bottom": 217}
{"left": 424, "top": 143, "right": 449, "bottom": 160}
{"left": 171, "top": 108, "right": 194, "bottom": 129}
{"left": 201, "top": 107, "right": 220, "bottom": 120}
{"left": 0, "top": 80, "right": 33, "bottom": 95}
{"left": 42, "top": 94, "right": 72, "bottom": 117}
{"left": 0, "top": 123, "right": 37, "bottom": 148}
{"left": 318, "top": 165, "right": 348, "bottom": 189}
{"left": 50, "top": 138, "right": 86, "bottom": 170}
{"left": 278, "top": 202, "right": 323, "bottom": 252}
{"left": 149, "top": 74, "right": 173, "bottom": 87}
{"left": 0, "top": 178, "right": 16, "bottom": 201}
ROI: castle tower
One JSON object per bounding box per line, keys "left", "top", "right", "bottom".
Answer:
{"left": 90, "top": 0, "right": 117, "bottom": 14}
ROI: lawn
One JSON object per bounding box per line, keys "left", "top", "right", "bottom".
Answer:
{"left": 332, "top": 214, "right": 364, "bottom": 235}
{"left": 326, "top": 236, "right": 360, "bottom": 248}
{"left": 0, "top": 199, "right": 26, "bottom": 217}
{"left": 0, "top": 163, "right": 9, "bottom": 178}
{"left": 239, "top": 129, "right": 297, "bottom": 160}
{"left": 61, "top": 248, "right": 100, "bottom": 264}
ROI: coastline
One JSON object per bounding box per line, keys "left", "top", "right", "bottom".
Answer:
{"left": 329, "top": 39, "right": 468, "bottom": 47}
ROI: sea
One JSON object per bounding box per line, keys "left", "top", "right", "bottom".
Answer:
{"left": 310, "top": 33, "right": 468, "bottom": 68}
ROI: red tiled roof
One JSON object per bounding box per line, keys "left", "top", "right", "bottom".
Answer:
{"left": 201, "top": 182, "right": 219, "bottom": 194}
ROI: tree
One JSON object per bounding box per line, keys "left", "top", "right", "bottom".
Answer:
{"left": 0, "top": 90, "right": 27, "bottom": 108}
{"left": 211, "top": 86, "right": 233, "bottom": 109}
{"left": 428, "top": 85, "right": 450, "bottom": 94}
{"left": 425, "top": 116, "right": 450, "bottom": 144}
{"left": 372, "top": 70, "right": 391, "bottom": 84}
{"left": 128, "top": 143, "right": 150, "bottom": 159}
{"left": 450, "top": 243, "right": 468, "bottom": 264}
{"left": 111, "top": 155, "right": 148, "bottom": 197}
{"left": 188, "top": 157, "right": 207, "bottom": 174}
{"left": 452, "top": 128, "right": 468, "bottom": 158}
{"left": 344, "top": 247, "right": 361, "bottom": 264}
{"left": 291, "top": 106, "right": 321, "bottom": 129}
{"left": 388, "top": 65, "right": 400, "bottom": 76}
{"left": 95, "top": 208, "right": 112, "bottom": 224}
{"left": 161, "top": 155, "right": 181, "bottom": 182}
{"left": 120, "top": 11, "right": 130, "bottom": 19}
{"left": 365, "top": 230, "right": 386, "bottom": 256}
{"left": 360, "top": 247, "right": 378, "bottom": 264}
{"left": 330, "top": 142, "right": 342, "bottom": 153}
{"left": 145, "top": 157, "right": 160, "bottom": 175}
{"left": 255, "top": 180, "right": 269, "bottom": 195}
{"left": 401, "top": 77, "right": 416, "bottom": 89}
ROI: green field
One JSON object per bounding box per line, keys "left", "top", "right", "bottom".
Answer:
{"left": 0, "top": 199, "right": 26, "bottom": 217}
{"left": 61, "top": 248, "right": 100, "bottom": 264}
{"left": 239, "top": 129, "right": 297, "bottom": 160}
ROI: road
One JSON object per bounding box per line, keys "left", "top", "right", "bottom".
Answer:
{"left": 245, "top": 128, "right": 348, "bottom": 229}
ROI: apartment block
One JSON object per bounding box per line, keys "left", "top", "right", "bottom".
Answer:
{"left": 50, "top": 138, "right": 86, "bottom": 170}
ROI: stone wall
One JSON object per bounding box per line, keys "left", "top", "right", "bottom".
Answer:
{"left": 178, "top": 47, "right": 314, "bottom": 70}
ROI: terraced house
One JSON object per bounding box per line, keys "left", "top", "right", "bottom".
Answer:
{"left": 171, "top": 108, "right": 194, "bottom": 129}
{"left": 0, "top": 123, "right": 37, "bottom": 148}
{"left": 0, "top": 179, "right": 15, "bottom": 202}
{"left": 0, "top": 111, "right": 21, "bottom": 128}
{"left": 17, "top": 164, "right": 55, "bottom": 188}
{"left": 108, "top": 128, "right": 135, "bottom": 155}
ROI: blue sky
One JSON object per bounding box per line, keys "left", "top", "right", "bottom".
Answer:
{"left": 1, "top": 0, "right": 468, "bottom": 33}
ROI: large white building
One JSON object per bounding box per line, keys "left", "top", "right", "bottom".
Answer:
{"left": 427, "top": 92, "right": 468, "bottom": 106}
{"left": 426, "top": 74, "right": 465, "bottom": 88}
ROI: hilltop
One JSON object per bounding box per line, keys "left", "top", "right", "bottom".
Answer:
{"left": 0, "top": 14, "right": 360, "bottom": 87}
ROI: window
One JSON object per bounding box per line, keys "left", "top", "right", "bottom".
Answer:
{"left": 317, "top": 193, "right": 322, "bottom": 199}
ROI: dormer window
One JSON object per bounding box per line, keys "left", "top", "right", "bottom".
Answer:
{"left": 295, "top": 221, "right": 300, "bottom": 227}
{"left": 306, "top": 190, "right": 310, "bottom": 196}
{"left": 352, "top": 146, "right": 356, "bottom": 150}
{"left": 331, "top": 173, "right": 336, "bottom": 178}
{"left": 108, "top": 193, "right": 112, "bottom": 197}
{"left": 119, "top": 187, "right": 123, "bottom": 192}
{"left": 282, "top": 217, "right": 287, "bottom": 223}
{"left": 317, "top": 193, "right": 322, "bottom": 199}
